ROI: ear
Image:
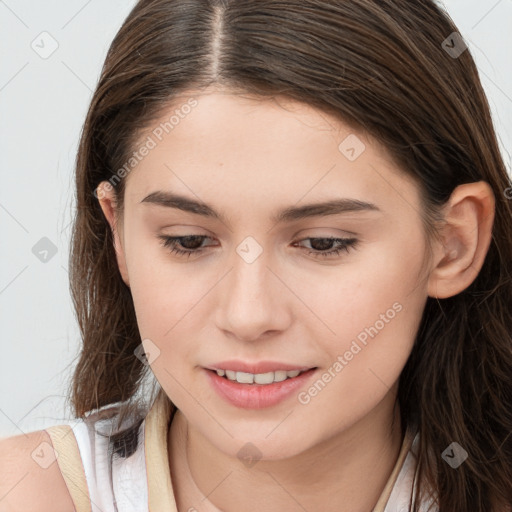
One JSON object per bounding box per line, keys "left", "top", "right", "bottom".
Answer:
{"left": 95, "top": 181, "right": 130, "bottom": 287}
{"left": 427, "top": 181, "right": 495, "bottom": 299}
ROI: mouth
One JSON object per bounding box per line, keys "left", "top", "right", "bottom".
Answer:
{"left": 204, "top": 367, "right": 319, "bottom": 409}
{"left": 209, "top": 367, "right": 318, "bottom": 385}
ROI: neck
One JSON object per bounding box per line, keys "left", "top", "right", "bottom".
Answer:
{"left": 168, "top": 387, "right": 404, "bottom": 512}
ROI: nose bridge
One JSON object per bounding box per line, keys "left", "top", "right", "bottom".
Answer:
{"left": 228, "top": 234, "right": 273, "bottom": 296}
{"left": 230, "top": 241, "right": 275, "bottom": 308}
{"left": 232, "top": 251, "right": 270, "bottom": 299}
{"left": 215, "top": 239, "right": 289, "bottom": 340}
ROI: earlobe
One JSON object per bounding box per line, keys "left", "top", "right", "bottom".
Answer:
{"left": 95, "top": 182, "right": 131, "bottom": 287}
{"left": 427, "top": 181, "right": 495, "bottom": 299}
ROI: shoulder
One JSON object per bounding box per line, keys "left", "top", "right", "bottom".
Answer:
{"left": 0, "top": 429, "right": 76, "bottom": 512}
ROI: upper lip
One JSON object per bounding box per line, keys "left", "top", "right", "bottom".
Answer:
{"left": 204, "top": 360, "right": 316, "bottom": 374}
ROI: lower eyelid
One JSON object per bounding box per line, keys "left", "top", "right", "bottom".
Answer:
{"left": 158, "top": 235, "right": 358, "bottom": 258}
{"left": 159, "top": 235, "right": 354, "bottom": 246}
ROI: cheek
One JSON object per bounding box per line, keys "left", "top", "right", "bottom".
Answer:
{"left": 122, "top": 227, "right": 191, "bottom": 339}
{"left": 297, "top": 229, "right": 427, "bottom": 334}
{"left": 128, "top": 253, "right": 205, "bottom": 395}
{"left": 129, "top": 264, "right": 203, "bottom": 341}
{"left": 299, "top": 232, "right": 428, "bottom": 389}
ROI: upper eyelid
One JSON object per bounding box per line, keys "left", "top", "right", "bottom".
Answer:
{"left": 160, "top": 234, "right": 358, "bottom": 246}
{"left": 160, "top": 233, "right": 356, "bottom": 239}
{"left": 157, "top": 224, "right": 360, "bottom": 237}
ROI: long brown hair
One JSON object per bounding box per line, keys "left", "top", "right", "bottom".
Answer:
{"left": 68, "top": 1, "right": 512, "bottom": 510}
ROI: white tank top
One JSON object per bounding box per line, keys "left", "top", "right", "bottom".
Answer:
{"left": 44, "top": 391, "right": 438, "bottom": 512}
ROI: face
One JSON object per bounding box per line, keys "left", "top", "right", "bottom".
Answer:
{"left": 99, "top": 89, "right": 434, "bottom": 460}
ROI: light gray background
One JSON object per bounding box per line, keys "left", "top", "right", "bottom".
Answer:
{"left": 1, "top": 0, "right": 511, "bottom": 437}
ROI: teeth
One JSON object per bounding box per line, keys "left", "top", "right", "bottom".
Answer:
{"left": 215, "top": 368, "right": 307, "bottom": 384}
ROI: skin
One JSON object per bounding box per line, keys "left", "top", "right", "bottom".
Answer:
{"left": 97, "top": 86, "right": 495, "bottom": 512}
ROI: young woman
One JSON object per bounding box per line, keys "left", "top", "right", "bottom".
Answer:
{"left": 2, "top": 1, "right": 511, "bottom": 511}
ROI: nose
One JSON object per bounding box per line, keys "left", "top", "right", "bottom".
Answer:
{"left": 214, "top": 251, "right": 292, "bottom": 343}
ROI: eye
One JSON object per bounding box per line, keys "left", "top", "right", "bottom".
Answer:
{"left": 293, "top": 236, "right": 359, "bottom": 258}
{"left": 157, "top": 235, "right": 214, "bottom": 259}
{"left": 157, "top": 235, "right": 359, "bottom": 259}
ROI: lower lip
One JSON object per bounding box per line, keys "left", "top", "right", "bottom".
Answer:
{"left": 204, "top": 368, "right": 318, "bottom": 409}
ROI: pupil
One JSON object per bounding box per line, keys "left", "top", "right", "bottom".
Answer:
{"left": 181, "top": 236, "right": 203, "bottom": 249}
{"left": 310, "top": 238, "right": 333, "bottom": 251}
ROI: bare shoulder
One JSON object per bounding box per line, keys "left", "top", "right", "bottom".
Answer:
{"left": 0, "top": 429, "right": 76, "bottom": 512}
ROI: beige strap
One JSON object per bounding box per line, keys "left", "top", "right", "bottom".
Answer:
{"left": 44, "top": 424, "right": 92, "bottom": 512}
{"left": 146, "top": 390, "right": 178, "bottom": 511}
{"left": 372, "top": 426, "right": 415, "bottom": 512}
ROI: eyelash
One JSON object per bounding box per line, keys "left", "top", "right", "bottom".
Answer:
{"left": 157, "top": 235, "right": 358, "bottom": 260}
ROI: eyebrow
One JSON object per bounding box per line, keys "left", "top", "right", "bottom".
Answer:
{"left": 140, "top": 191, "right": 381, "bottom": 225}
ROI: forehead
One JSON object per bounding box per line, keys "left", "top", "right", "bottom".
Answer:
{"left": 123, "top": 91, "right": 422, "bottom": 220}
